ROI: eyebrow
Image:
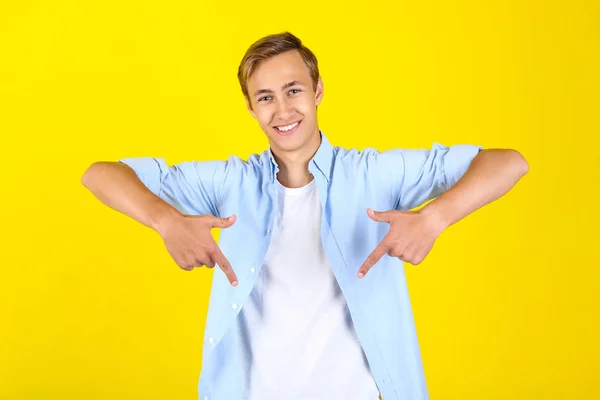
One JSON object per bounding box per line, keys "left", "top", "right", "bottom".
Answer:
{"left": 253, "top": 80, "right": 305, "bottom": 97}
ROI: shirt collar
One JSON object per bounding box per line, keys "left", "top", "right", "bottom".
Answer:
{"left": 268, "top": 130, "right": 334, "bottom": 184}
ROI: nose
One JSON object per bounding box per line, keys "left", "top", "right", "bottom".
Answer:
{"left": 275, "top": 97, "right": 294, "bottom": 121}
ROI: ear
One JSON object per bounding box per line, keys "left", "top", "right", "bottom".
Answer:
{"left": 314, "top": 76, "right": 324, "bottom": 106}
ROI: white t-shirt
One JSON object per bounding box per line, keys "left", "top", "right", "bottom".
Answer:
{"left": 236, "top": 178, "right": 381, "bottom": 400}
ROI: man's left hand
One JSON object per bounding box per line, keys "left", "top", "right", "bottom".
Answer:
{"left": 357, "top": 208, "right": 446, "bottom": 278}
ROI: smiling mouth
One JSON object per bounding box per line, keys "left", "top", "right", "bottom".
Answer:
{"left": 274, "top": 121, "right": 301, "bottom": 135}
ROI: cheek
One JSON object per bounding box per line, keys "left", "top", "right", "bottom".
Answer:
{"left": 255, "top": 108, "right": 273, "bottom": 126}
{"left": 297, "top": 97, "right": 316, "bottom": 114}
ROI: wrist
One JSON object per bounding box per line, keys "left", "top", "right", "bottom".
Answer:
{"left": 149, "top": 203, "right": 183, "bottom": 236}
{"left": 420, "top": 201, "right": 451, "bottom": 235}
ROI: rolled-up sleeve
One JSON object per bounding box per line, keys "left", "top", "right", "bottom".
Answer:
{"left": 377, "top": 143, "right": 482, "bottom": 210}
{"left": 118, "top": 157, "right": 229, "bottom": 216}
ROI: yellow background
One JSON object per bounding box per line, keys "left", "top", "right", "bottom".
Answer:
{"left": 1, "top": 0, "right": 598, "bottom": 399}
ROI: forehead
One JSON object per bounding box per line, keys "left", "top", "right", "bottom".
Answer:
{"left": 247, "top": 51, "right": 312, "bottom": 91}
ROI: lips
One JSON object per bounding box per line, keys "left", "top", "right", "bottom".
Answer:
{"left": 274, "top": 120, "right": 301, "bottom": 136}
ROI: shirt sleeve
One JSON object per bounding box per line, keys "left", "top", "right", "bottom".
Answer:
{"left": 118, "top": 157, "right": 230, "bottom": 217}
{"left": 376, "top": 142, "right": 483, "bottom": 210}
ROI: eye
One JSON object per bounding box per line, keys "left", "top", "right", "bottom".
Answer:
{"left": 258, "top": 96, "right": 271, "bottom": 102}
{"left": 289, "top": 89, "right": 301, "bottom": 95}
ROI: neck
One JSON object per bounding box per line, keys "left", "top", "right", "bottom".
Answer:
{"left": 272, "top": 130, "right": 321, "bottom": 188}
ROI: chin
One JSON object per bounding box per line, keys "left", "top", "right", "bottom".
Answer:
{"left": 271, "top": 139, "right": 303, "bottom": 153}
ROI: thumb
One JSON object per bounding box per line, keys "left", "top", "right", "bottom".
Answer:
{"left": 367, "top": 208, "right": 392, "bottom": 222}
{"left": 207, "top": 214, "right": 236, "bottom": 228}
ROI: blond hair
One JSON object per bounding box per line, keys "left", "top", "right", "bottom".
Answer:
{"left": 237, "top": 32, "right": 320, "bottom": 99}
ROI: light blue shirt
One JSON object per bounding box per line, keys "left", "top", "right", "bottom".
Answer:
{"left": 119, "top": 132, "right": 482, "bottom": 400}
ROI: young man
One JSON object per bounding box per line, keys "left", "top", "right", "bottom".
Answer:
{"left": 82, "top": 32, "right": 528, "bottom": 400}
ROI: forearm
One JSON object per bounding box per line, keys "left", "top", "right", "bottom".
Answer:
{"left": 81, "top": 162, "right": 181, "bottom": 232}
{"left": 421, "top": 149, "right": 529, "bottom": 231}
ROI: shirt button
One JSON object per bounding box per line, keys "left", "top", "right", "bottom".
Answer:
{"left": 208, "top": 337, "right": 215, "bottom": 344}
{"left": 250, "top": 267, "right": 256, "bottom": 273}
{"left": 232, "top": 303, "right": 238, "bottom": 310}
{"left": 204, "top": 397, "right": 209, "bottom": 400}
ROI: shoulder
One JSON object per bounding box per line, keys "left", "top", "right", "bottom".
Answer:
{"left": 213, "top": 150, "right": 272, "bottom": 186}
{"left": 222, "top": 150, "right": 271, "bottom": 172}
{"left": 332, "top": 144, "right": 388, "bottom": 169}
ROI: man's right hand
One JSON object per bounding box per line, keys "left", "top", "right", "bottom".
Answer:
{"left": 156, "top": 213, "right": 239, "bottom": 286}
{"left": 81, "top": 162, "right": 238, "bottom": 285}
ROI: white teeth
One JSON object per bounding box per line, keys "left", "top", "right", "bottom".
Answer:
{"left": 276, "top": 122, "right": 299, "bottom": 132}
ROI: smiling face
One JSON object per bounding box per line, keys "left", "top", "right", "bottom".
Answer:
{"left": 245, "top": 50, "right": 324, "bottom": 159}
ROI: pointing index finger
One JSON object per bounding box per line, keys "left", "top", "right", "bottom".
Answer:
{"left": 358, "top": 241, "right": 389, "bottom": 278}
{"left": 212, "top": 247, "right": 238, "bottom": 286}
